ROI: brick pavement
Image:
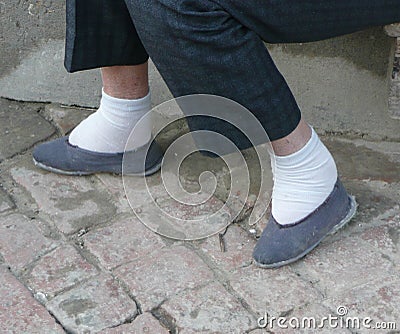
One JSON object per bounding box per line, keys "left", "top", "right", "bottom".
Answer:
{"left": 0, "top": 97, "right": 399, "bottom": 333}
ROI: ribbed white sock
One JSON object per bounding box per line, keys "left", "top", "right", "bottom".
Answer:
{"left": 69, "top": 89, "right": 152, "bottom": 153}
{"left": 271, "top": 127, "right": 338, "bottom": 225}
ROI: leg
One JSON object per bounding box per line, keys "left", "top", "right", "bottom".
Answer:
{"left": 126, "top": 0, "right": 301, "bottom": 145}
{"left": 66, "top": 0, "right": 153, "bottom": 153}
{"left": 125, "top": 0, "right": 399, "bottom": 266}
{"left": 33, "top": 0, "right": 163, "bottom": 175}
{"left": 68, "top": 63, "right": 152, "bottom": 153}
{"left": 101, "top": 65, "right": 149, "bottom": 99}
{"left": 125, "top": 0, "right": 400, "bottom": 144}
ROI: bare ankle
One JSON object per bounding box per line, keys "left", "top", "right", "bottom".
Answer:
{"left": 271, "top": 118, "right": 312, "bottom": 156}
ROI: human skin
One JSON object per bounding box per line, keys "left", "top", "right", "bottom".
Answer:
{"left": 101, "top": 64, "right": 311, "bottom": 155}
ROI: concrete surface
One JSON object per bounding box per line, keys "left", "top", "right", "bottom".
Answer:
{"left": 0, "top": 98, "right": 399, "bottom": 333}
{"left": 0, "top": 39, "right": 103, "bottom": 108}
{"left": 0, "top": 99, "right": 55, "bottom": 161}
{"left": 0, "top": 0, "right": 65, "bottom": 78}
{"left": 268, "top": 29, "right": 400, "bottom": 141}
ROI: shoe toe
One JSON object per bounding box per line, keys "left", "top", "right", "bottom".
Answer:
{"left": 253, "top": 178, "right": 356, "bottom": 268}
{"left": 252, "top": 218, "right": 303, "bottom": 267}
{"left": 33, "top": 137, "right": 75, "bottom": 171}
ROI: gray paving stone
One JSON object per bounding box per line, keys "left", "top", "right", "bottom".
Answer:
{"left": 0, "top": 265, "right": 65, "bottom": 333}
{"left": 254, "top": 303, "right": 352, "bottom": 334}
{"left": 96, "top": 174, "right": 137, "bottom": 214}
{"left": 11, "top": 166, "right": 117, "bottom": 234}
{"left": 0, "top": 213, "right": 57, "bottom": 271}
{"left": 334, "top": 137, "right": 400, "bottom": 164}
{"left": 359, "top": 221, "right": 400, "bottom": 265}
{"left": 115, "top": 245, "right": 215, "bottom": 311}
{"left": 0, "top": 187, "right": 14, "bottom": 213}
{"left": 342, "top": 180, "right": 399, "bottom": 229}
{"left": 47, "top": 274, "right": 138, "bottom": 333}
{"left": 294, "top": 237, "right": 395, "bottom": 299}
{"left": 324, "top": 138, "right": 400, "bottom": 183}
{"left": 83, "top": 215, "right": 165, "bottom": 270}
{"left": 230, "top": 265, "right": 321, "bottom": 316}
{"left": 41, "top": 103, "right": 93, "bottom": 136}
{"left": 137, "top": 191, "right": 232, "bottom": 241}
{"left": 102, "top": 313, "right": 169, "bottom": 334}
{"left": 124, "top": 173, "right": 232, "bottom": 240}
{"left": 323, "top": 278, "right": 400, "bottom": 333}
{"left": 25, "top": 244, "right": 99, "bottom": 300}
{"left": 0, "top": 98, "right": 55, "bottom": 161}
{"left": 161, "top": 281, "right": 255, "bottom": 334}
{"left": 198, "top": 224, "right": 255, "bottom": 272}
{"left": 97, "top": 172, "right": 166, "bottom": 214}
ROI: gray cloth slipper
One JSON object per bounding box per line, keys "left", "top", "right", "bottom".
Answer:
{"left": 33, "top": 136, "right": 163, "bottom": 176}
{"left": 253, "top": 178, "right": 357, "bottom": 268}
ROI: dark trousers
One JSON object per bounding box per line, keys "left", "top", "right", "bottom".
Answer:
{"left": 65, "top": 0, "right": 148, "bottom": 71}
{"left": 65, "top": 0, "right": 400, "bottom": 146}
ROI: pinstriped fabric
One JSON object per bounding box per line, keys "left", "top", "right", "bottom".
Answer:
{"left": 65, "top": 0, "right": 400, "bottom": 142}
{"left": 215, "top": 0, "right": 400, "bottom": 44}
{"left": 64, "top": 0, "right": 148, "bottom": 72}
{"left": 124, "top": 0, "right": 400, "bottom": 143}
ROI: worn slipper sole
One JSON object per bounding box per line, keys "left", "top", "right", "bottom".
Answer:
{"left": 33, "top": 156, "right": 163, "bottom": 177}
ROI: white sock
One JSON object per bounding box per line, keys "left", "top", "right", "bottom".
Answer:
{"left": 69, "top": 89, "right": 152, "bottom": 153}
{"left": 271, "top": 127, "right": 338, "bottom": 225}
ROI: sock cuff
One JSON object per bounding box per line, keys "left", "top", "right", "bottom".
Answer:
{"left": 274, "top": 127, "right": 319, "bottom": 166}
{"left": 101, "top": 88, "right": 151, "bottom": 113}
